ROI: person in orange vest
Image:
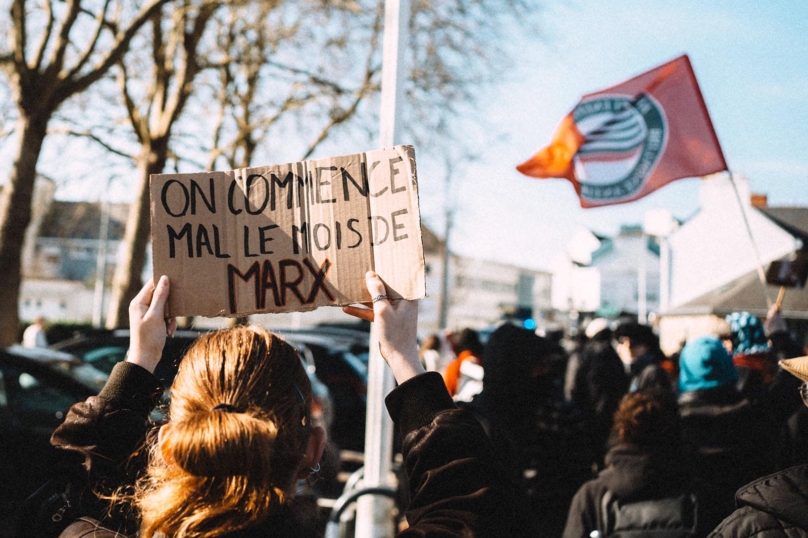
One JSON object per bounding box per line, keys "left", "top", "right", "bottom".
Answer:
{"left": 443, "top": 328, "right": 484, "bottom": 398}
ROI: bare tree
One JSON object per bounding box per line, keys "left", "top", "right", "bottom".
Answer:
{"left": 0, "top": 0, "right": 170, "bottom": 345}
{"left": 104, "top": 0, "right": 222, "bottom": 327}
{"left": 95, "top": 0, "right": 540, "bottom": 327}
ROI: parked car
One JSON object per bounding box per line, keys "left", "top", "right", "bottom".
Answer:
{"left": 51, "top": 328, "right": 203, "bottom": 387}
{"left": 0, "top": 345, "right": 108, "bottom": 538}
{"left": 277, "top": 329, "right": 369, "bottom": 452}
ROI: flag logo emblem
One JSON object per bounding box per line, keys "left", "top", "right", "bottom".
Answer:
{"left": 573, "top": 93, "right": 667, "bottom": 203}
{"left": 516, "top": 55, "right": 727, "bottom": 208}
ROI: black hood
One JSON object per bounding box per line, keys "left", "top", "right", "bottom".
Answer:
{"left": 735, "top": 464, "right": 808, "bottom": 529}
{"left": 599, "top": 444, "right": 688, "bottom": 500}
{"left": 477, "top": 324, "right": 565, "bottom": 412}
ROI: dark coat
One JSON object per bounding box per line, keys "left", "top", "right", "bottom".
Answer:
{"left": 678, "top": 385, "right": 779, "bottom": 521}
{"left": 568, "top": 340, "right": 629, "bottom": 466}
{"left": 708, "top": 464, "right": 808, "bottom": 537}
{"left": 46, "top": 364, "right": 516, "bottom": 537}
{"left": 562, "top": 444, "right": 718, "bottom": 538}
{"left": 467, "top": 324, "right": 593, "bottom": 537}
{"left": 629, "top": 354, "right": 672, "bottom": 393}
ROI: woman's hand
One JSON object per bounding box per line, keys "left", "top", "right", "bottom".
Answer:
{"left": 127, "top": 276, "right": 176, "bottom": 373}
{"left": 343, "top": 271, "right": 424, "bottom": 384}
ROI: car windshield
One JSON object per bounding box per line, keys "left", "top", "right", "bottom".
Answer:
{"left": 8, "top": 345, "right": 109, "bottom": 392}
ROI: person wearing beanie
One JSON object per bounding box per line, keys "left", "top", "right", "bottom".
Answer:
{"left": 709, "top": 355, "right": 808, "bottom": 537}
{"left": 678, "top": 336, "right": 778, "bottom": 524}
{"left": 613, "top": 322, "right": 672, "bottom": 393}
{"left": 725, "top": 311, "right": 778, "bottom": 400}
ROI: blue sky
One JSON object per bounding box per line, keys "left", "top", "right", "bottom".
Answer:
{"left": 416, "top": 0, "right": 808, "bottom": 271}
{"left": 4, "top": 1, "right": 805, "bottom": 275}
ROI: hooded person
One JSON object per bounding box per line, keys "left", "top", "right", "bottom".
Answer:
{"left": 677, "top": 336, "right": 778, "bottom": 523}
{"left": 565, "top": 318, "right": 629, "bottom": 470}
{"left": 563, "top": 390, "right": 722, "bottom": 538}
{"left": 708, "top": 355, "right": 808, "bottom": 537}
{"left": 465, "top": 323, "right": 594, "bottom": 537}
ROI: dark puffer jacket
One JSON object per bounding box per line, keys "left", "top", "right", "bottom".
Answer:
{"left": 678, "top": 385, "right": 779, "bottom": 520}
{"left": 708, "top": 464, "right": 808, "bottom": 537}
{"left": 562, "top": 444, "right": 720, "bottom": 538}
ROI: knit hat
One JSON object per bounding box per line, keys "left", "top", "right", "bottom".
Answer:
{"left": 678, "top": 336, "right": 739, "bottom": 393}
{"left": 726, "top": 311, "right": 769, "bottom": 356}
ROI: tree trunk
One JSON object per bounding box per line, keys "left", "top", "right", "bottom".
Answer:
{"left": 0, "top": 114, "right": 50, "bottom": 345}
{"left": 105, "top": 138, "right": 169, "bottom": 328}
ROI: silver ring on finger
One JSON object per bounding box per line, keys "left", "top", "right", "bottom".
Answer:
{"left": 372, "top": 294, "right": 388, "bottom": 303}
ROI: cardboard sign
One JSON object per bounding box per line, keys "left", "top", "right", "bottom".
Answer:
{"left": 150, "top": 145, "right": 425, "bottom": 318}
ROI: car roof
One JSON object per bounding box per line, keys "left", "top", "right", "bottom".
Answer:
{"left": 1, "top": 346, "right": 107, "bottom": 394}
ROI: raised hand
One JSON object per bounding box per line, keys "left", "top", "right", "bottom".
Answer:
{"left": 343, "top": 271, "right": 424, "bottom": 384}
{"left": 127, "top": 276, "right": 176, "bottom": 373}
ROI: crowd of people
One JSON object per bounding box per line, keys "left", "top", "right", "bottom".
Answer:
{"left": 417, "top": 304, "right": 808, "bottom": 537}
{"left": 20, "top": 274, "right": 808, "bottom": 537}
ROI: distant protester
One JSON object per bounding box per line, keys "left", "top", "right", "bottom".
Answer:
{"left": 566, "top": 319, "right": 629, "bottom": 468}
{"left": 563, "top": 390, "right": 718, "bottom": 538}
{"left": 22, "top": 316, "right": 48, "bottom": 348}
{"left": 467, "top": 323, "right": 593, "bottom": 537}
{"left": 613, "top": 322, "right": 671, "bottom": 393}
{"left": 443, "top": 327, "right": 484, "bottom": 398}
{"left": 725, "top": 311, "right": 778, "bottom": 398}
{"left": 678, "top": 336, "right": 778, "bottom": 522}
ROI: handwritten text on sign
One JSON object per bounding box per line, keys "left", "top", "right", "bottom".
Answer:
{"left": 150, "top": 145, "right": 426, "bottom": 317}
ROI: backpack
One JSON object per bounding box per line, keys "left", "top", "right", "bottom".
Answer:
{"left": 17, "top": 476, "right": 82, "bottom": 538}
{"left": 57, "top": 518, "right": 124, "bottom": 538}
{"left": 598, "top": 489, "right": 698, "bottom": 538}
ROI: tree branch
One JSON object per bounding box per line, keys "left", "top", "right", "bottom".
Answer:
{"left": 31, "top": 0, "right": 55, "bottom": 72}
{"left": 59, "top": 0, "right": 171, "bottom": 99}
{"left": 117, "top": 61, "right": 146, "bottom": 144}
{"left": 10, "top": 0, "right": 29, "bottom": 85}
{"left": 63, "top": 0, "right": 113, "bottom": 82}
{"left": 50, "top": 126, "right": 136, "bottom": 160}
{"left": 43, "top": 0, "right": 82, "bottom": 84}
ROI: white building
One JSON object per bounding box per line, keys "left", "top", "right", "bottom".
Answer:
{"left": 552, "top": 223, "right": 664, "bottom": 322}
{"left": 659, "top": 174, "right": 808, "bottom": 354}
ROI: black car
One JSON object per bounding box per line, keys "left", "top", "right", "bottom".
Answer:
{"left": 0, "top": 345, "right": 108, "bottom": 538}
{"left": 50, "top": 328, "right": 204, "bottom": 387}
{"left": 277, "top": 329, "right": 369, "bottom": 452}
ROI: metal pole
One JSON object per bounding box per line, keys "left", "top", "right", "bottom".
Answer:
{"left": 638, "top": 233, "right": 647, "bottom": 324}
{"left": 438, "top": 163, "right": 454, "bottom": 330}
{"left": 727, "top": 172, "right": 772, "bottom": 307}
{"left": 355, "top": 0, "right": 410, "bottom": 535}
{"left": 92, "top": 190, "right": 111, "bottom": 327}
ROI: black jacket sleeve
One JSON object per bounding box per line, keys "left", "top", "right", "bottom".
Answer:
{"left": 386, "top": 372, "right": 518, "bottom": 537}
{"left": 50, "top": 361, "right": 163, "bottom": 484}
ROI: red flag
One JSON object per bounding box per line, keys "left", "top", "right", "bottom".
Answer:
{"left": 517, "top": 55, "right": 727, "bottom": 208}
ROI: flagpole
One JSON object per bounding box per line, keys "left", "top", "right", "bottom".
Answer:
{"left": 355, "top": 0, "right": 410, "bottom": 536}
{"left": 684, "top": 56, "right": 773, "bottom": 308}
{"left": 726, "top": 171, "right": 772, "bottom": 307}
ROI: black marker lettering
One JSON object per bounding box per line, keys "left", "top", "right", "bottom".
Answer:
{"left": 391, "top": 208, "right": 409, "bottom": 241}
{"left": 161, "top": 180, "right": 190, "bottom": 217}
{"left": 167, "top": 223, "right": 192, "bottom": 258}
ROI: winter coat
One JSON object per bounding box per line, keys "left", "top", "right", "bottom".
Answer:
{"left": 629, "top": 354, "right": 672, "bottom": 393}
{"left": 562, "top": 444, "right": 719, "bottom": 538}
{"left": 708, "top": 464, "right": 808, "bottom": 537}
{"left": 467, "top": 324, "right": 593, "bottom": 537}
{"left": 678, "top": 385, "right": 779, "bottom": 522}
{"left": 568, "top": 340, "right": 629, "bottom": 466}
{"left": 46, "top": 363, "right": 516, "bottom": 537}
